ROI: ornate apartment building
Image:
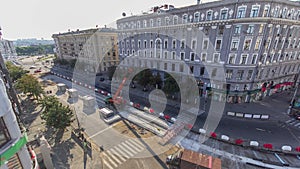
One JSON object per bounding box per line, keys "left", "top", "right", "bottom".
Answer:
{"left": 116, "top": 0, "right": 300, "bottom": 103}
{"left": 52, "top": 27, "right": 119, "bottom": 73}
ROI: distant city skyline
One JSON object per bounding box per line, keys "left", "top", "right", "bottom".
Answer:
{"left": 0, "top": 0, "right": 197, "bottom": 40}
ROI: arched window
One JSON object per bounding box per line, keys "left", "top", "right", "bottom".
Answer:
{"left": 173, "top": 15, "right": 178, "bottom": 24}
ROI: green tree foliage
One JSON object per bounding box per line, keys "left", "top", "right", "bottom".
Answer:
{"left": 152, "top": 73, "right": 162, "bottom": 89}
{"left": 107, "top": 66, "right": 117, "bottom": 80}
{"left": 5, "top": 62, "right": 28, "bottom": 82}
{"left": 134, "top": 69, "right": 154, "bottom": 87}
{"left": 15, "top": 74, "right": 44, "bottom": 99}
{"left": 163, "top": 73, "right": 180, "bottom": 95}
{"left": 16, "top": 44, "right": 54, "bottom": 56}
{"left": 39, "top": 96, "right": 74, "bottom": 130}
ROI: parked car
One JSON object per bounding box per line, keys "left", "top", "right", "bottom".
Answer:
{"left": 99, "top": 77, "right": 105, "bottom": 81}
{"left": 34, "top": 69, "right": 41, "bottom": 73}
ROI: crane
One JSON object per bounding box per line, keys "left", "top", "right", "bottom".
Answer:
{"left": 105, "top": 68, "right": 133, "bottom": 106}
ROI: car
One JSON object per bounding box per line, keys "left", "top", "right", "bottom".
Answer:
{"left": 34, "top": 69, "right": 41, "bottom": 73}
{"left": 99, "top": 77, "right": 105, "bottom": 81}
{"left": 29, "top": 65, "right": 37, "bottom": 69}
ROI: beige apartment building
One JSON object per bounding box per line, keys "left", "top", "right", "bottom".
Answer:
{"left": 52, "top": 27, "right": 119, "bottom": 73}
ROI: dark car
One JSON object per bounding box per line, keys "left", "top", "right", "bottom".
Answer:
{"left": 99, "top": 77, "right": 105, "bottom": 81}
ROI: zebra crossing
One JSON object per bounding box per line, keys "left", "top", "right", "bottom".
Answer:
{"left": 102, "top": 139, "right": 145, "bottom": 169}
{"left": 285, "top": 118, "right": 300, "bottom": 128}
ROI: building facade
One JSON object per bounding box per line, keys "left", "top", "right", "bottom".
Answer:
{"left": 0, "top": 72, "right": 33, "bottom": 168}
{"left": 0, "top": 40, "right": 17, "bottom": 60}
{"left": 52, "top": 28, "right": 119, "bottom": 73}
{"left": 116, "top": 0, "right": 300, "bottom": 103}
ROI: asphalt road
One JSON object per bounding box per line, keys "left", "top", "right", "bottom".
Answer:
{"left": 46, "top": 65, "right": 300, "bottom": 148}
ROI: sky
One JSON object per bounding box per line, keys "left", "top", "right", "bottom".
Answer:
{"left": 0, "top": 0, "right": 197, "bottom": 40}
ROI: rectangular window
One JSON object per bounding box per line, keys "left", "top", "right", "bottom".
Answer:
{"left": 247, "top": 70, "right": 253, "bottom": 80}
{"left": 191, "top": 40, "right": 197, "bottom": 50}
{"left": 180, "top": 52, "right": 185, "bottom": 60}
{"left": 240, "top": 54, "right": 248, "bottom": 64}
{"left": 259, "top": 24, "right": 264, "bottom": 34}
{"left": 220, "top": 9, "right": 228, "bottom": 20}
{"left": 190, "top": 52, "right": 195, "bottom": 61}
{"left": 263, "top": 5, "right": 270, "bottom": 17}
{"left": 250, "top": 5, "right": 260, "bottom": 17}
{"left": 231, "top": 39, "right": 239, "bottom": 51}
{"left": 150, "top": 19, "right": 154, "bottom": 27}
{"left": 254, "top": 38, "right": 261, "bottom": 50}
{"left": 163, "top": 51, "right": 167, "bottom": 59}
{"left": 200, "top": 67, "right": 205, "bottom": 76}
{"left": 234, "top": 25, "right": 241, "bottom": 34}
{"left": 212, "top": 68, "right": 217, "bottom": 77}
{"left": 243, "top": 39, "right": 252, "bottom": 50}
{"left": 215, "top": 39, "right": 222, "bottom": 50}
{"left": 228, "top": 54, "right": 236, "bottom": 64}
{"left": 213, "top": 53, "right": 220, "bottom": 63}
{"left": 164, "top": 63, "right": 168, "bottom": 70}
{"left": 247, "top": 25, "right": 255, "bottom": 34}
{"left": 203, "top": 39, "right": 208, "bottom": 50}
{"left": 251, "top": 54, "right": 257, "bottom": 64}
{"left": 226, "top": 69, "right": 233, "bottom": 79}
{"left": 190, "top": 66, "right": 194, "bottom": 73}
{"left": 172, "top": 64, "right": 175, "bottom": 71}
{"left": 237, "top": 6, "right": 246, "bottom": 18}
{"left": 218, "top": 25, "right": 225, "bottom": 35}
{"left": 236, "top": 70, "right": 244, "bottom": 80}
{"left": 201, "top": 53, "right": 207, "bottom": 62}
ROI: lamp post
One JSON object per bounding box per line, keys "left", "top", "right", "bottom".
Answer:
{"left": 287, "top": 69, "right": 300, "bottom": 115}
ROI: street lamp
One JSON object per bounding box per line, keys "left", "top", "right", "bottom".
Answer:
{"left": 287, "top": 69, "right": 300, "bottom": 115}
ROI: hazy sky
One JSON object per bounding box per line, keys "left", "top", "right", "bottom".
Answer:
{"left": 0, "top": 0, "right": 197, "bottom": 40}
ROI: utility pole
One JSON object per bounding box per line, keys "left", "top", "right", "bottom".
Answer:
{"left": 287, "top": 70, "right": 300, "bottom": 115}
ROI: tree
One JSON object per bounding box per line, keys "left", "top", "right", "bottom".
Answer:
{"left": 40, "top": 96, "right": 74, "bottom": 130}
{"left": 163, "top": 73, "right": 180, "bottom": 95}
{"left": 15, "top": 74, "right": 44, "bottom": 100}
{"left": 107, "top": 66, "right": 117, "bottom": 80}
{"left": 135, "top": 69, "right": 154, "bottom": 87}
{"left": 5, "top": 62, "right": 28, "bottom": 82}
{"left": 153, "top": 73, "right": 162, "bottom": 89}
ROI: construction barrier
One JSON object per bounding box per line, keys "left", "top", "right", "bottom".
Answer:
{"left": 227, "top": 111, "right": 270, "bottom": 120}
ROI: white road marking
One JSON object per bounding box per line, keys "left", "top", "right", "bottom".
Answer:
{"left": 103, "top": 152, "right": 118, "bottom": 167}
{"left": 103, "top": 160, "right": 114, "bottom": 169}
{"left": 290, "top": 121, "right": 298, "bottom": 125}
{"left": 117, "top": 144, "right": 134, "bottom": 157}
{"left": 125, "top": 140, "right": 141, "bottom": 152}
{"left": 109, "top": 148, "right": 127, "bottom": 162}
{"left": 286, "top": 119, "right": 295, "bottom": 123}
{"left": 114, "top": 146, "right": 130, "bottom": 158}
{"left": 90, "top": 125, "right": 115, "bottom": 138}
{"left": 127, "top": 139, "right": 144, "bottom": 150}
{"left": 107, "top": 150, "right": 123, "bottom": 164}
{"left": 294, "top": 123, "right": 300, "bottom": 127}
{"left": 121, "top": 142, "right": 137, "bottom": 155}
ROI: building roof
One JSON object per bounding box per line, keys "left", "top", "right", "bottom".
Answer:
{"left": 180, "top": 149, "right": 222, "bottom": 169}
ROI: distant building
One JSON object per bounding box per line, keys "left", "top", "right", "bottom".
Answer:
{"left": 116, "top": 0, "right": 300, "bottom": 103}
{"left": 0, "top": 40, "right": 17, "bottom": 59}
{"left": 0, "top": 61, "right": 36, "bottom": 168}
{"left": 52, "top": 27, "right": 119, "bottom": 73}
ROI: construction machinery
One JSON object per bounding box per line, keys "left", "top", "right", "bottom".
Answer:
{"left": 105, "top": 68, "right": 133, "bottom": 106}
